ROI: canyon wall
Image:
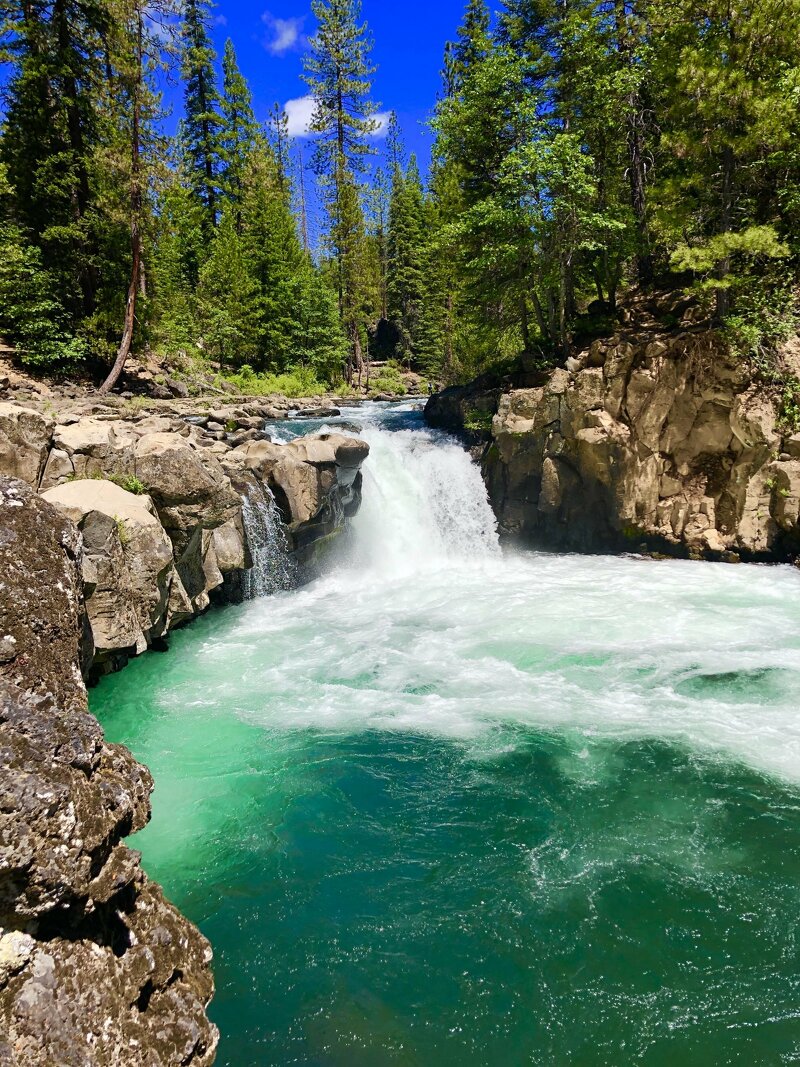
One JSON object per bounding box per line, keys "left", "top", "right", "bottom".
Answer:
{"left": 428, "top": 323, "right": 800, "bottom": 560}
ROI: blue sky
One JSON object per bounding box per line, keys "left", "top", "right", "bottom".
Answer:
{"left": 204, "top": 0, "right": 469, "bottom": 169}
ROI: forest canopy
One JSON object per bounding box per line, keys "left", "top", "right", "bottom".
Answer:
{"left": 0, "top": 0, "right": 799, "bottom": 391}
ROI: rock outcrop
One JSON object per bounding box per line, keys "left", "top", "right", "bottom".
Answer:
{"left": 0, "top": 403, "right": 370, "bottom": 676}
{"left": 0, "top": 477, "right": 218, "bottom": 1066}
{"left": 227, "top": 433, "right": 369, "bottom": 561}
{"left": 429, "top": 325, "right": 800, "bottom": 560}
{"left": 40, "top": 481, "right": 192, "bottom": 672}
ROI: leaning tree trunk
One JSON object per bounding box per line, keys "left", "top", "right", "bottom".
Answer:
{"left": 100, "top": 8, "right": 143, "bottom": 395}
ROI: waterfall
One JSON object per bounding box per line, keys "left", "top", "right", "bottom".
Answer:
{"left": 240, "top": 483, "right": 297, "bottom": 599}
{"left": 351, "top": 421, "right": 500, "bottom": 577}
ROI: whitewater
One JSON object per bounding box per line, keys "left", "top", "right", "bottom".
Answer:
{"left": 213, "top": 403, "right": 800, "bottom": 782}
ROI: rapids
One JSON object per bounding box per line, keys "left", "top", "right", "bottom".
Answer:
{"left": 93, "top": 402, "right": 800, "bottom": 1066}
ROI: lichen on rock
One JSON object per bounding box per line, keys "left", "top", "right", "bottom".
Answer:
{"left": 0, "top": 477, "right": 218, "bottom": 1066}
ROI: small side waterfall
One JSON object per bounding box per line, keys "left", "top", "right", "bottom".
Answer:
{"left": 240, "top": 484, "right": 297, "bottom": 599}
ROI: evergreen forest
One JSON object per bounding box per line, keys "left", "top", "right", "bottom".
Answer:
{"left": 1, "top": 0, "right": 799, "bottom": 394}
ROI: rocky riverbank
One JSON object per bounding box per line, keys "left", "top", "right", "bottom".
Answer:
{"left": 427, "top": 310, "right": 800, "bottom": 562}
{"left": 0, "top": 397, "right": 368, "bottom": 677}
{"left": 0, "top": 396, "right": 369, "bottom": 1064}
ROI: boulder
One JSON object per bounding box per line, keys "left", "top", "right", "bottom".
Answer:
{"left": 227, "top": 432, "right": 370, "bottom": 558}
{"left": 41, "top": 480, "right": 187, "bottom": 668}
{"left": 135, "top": 432, "right": 238, "bottom": 525}
{"left": 0, "top": 405, "right": 54, "bottom": 487}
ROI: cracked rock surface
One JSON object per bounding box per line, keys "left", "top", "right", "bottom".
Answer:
{"left": 0, "top": 477, "right": 218, "bottom": 1066}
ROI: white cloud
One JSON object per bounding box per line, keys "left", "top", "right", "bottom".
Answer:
{"left": 213, "top": 14, "right": 227, "bottom": 26}
{"left": 282, "top": 100, "right": 393, "bottom": 141}
{"left": 262, "top": 11, "right": 305, "bottom": 55}
{"left": 284, "top": 95, "right": 317, "bottom": 137}
{"left": 371, "top": 112, "right": 392, "bottom": 138}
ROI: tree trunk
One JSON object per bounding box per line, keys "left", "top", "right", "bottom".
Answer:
{"left": 100, "top": 7, "right": 143, "bottom": 395}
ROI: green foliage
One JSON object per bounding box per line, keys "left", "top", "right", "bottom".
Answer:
{"left": 779, "top": 379, "right": 800, "bottom": 433}
{"left": 114, "top": 516, "right": 131, "bottom": 547}
{"left": 228, "top": 364, "right": 329, "bottom": 398}
{"left": 181, "top": 0, "right": 224, "bottom": 231}
{"left": 116, "top": 474, "right": 147, "bottom": 495}
{"left": 369, "top": 359, "right": 407, "bottom": 397}
{"left": 220, "top": 39, "right": 257, "bottom": 209}
{"left": 722, "top": 271, "right": 799, "bottom": 362}
{"left": 463, "top": 407, "right": 494, "bottom": 434}
{"left": 196, "top": 209, "right": 262, "bottom": 367}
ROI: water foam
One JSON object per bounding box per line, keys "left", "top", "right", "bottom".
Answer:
{"left": 180, "top": 413, "right": 800, "bottom": 782}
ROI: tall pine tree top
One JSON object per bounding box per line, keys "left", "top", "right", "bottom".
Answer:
{"left": 303, "top": 0, "right": 379, "bottom": 176}
{"left": 181, "top": 0, "right": 223, "bottom": 230}
{"left": 220, "top": 39, "right": 257, "bottom": 207}
{"left": 452, "top": 0, "right": 491, "bottom": 87}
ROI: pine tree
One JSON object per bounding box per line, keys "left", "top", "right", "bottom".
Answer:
{"left": 239, "top": 136, "right": 305, "bottom": 370}
{"left": 385, "top": 110, "right": 404, "bottom": 175}
{"left": 303, "top": 0, "right": 379, "bottom": 384}
{"left": 653, "top": 0, "right": 800, "bottom": 317}
{"left": 181, "top": 0, "right": 223, "bottom": 234}
{"left": 0, "top": 163, "right": 86, "bottom": 366}
{"left": 220, "top": 39, "right": 257, "bottom": 214}
{"left": 388, "top": 154, "right": 426, "bottom": 365}
{"left": 197, "top": 207, "right": 261, "bottom": 367}
{"left": 151, "top": 164, "right": 205, "bottom": 349}
{"left": 267, "top": 104, "right": 292, "bottom": 196}
{"left": 1, "top": 0, "right": 108, "bottom": 321}
{"left": 99, "top": 0, "right": 177, "bottom": 392}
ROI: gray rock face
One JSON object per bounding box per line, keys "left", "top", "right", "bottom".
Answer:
{"left": 0, "top": 403, "right": 370, "bottom": 675}
{"left": 0, "top": 405, "right": 55, "bottom": 488}
{"left": 0, "top": 477, "right": 218, "bottom": 1066}
{"left": 41, "top": 481, "right": 191, "bottom": 671}
{"left": 226, "top": 432, "right": 369, "bottom": 562}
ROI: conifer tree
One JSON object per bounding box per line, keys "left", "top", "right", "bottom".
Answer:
{"left": 239, "top": 136, "right": 305, "bottom": 369}
{"left": 388, "top": 154, "right": 426, "bottom": 365}
{"left": 181, "top": 0, "right": 223, "bottom": 233}
{"left": 197, "top": 207, "right": 261, "bottom": 367}
{"left": 303, "top": 0, "right": 379, "bottom": 383}
{"left": 268, "top": 104, "right": 292, "bottom": 197}
{"left": 1, "top": 0, "right": 108, "bottom": 320}
{"left": 220, "top": 39, "right": 257, "bottom": 213}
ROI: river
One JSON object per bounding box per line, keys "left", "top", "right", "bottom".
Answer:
{"left": 92, "top": 402, "right": 800, "bottom": 1066}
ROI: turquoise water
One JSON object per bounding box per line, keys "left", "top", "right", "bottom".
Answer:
{"left": 93, "top": 410, "right": 800, "bottom": 1065}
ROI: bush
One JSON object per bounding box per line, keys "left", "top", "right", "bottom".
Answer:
{"left": 227, "top": 363, "right": 329, "bottom": 398}
{"left": 369, "top": 359, "right": 407, "bottom": 397}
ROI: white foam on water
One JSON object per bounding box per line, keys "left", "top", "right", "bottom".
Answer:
{"left": 188, "top": 412, "right": 800, "bottom": 783}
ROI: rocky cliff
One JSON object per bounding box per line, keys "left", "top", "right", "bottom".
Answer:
{"left": 0, "top": 478, "right": 217, "bottom": 1066}
{"left": 0, "top": 400, "right": 369, "bottom": 677}
{"left": 428, "top": 317, "right": 800, "bottom": 561}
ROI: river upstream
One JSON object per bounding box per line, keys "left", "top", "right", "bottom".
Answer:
{"left": 92, "top": 403, "right": 800, "bottom": 1066}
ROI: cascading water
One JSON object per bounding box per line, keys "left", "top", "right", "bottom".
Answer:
{"left": 93, "top": 402, "right": 800, "bottom": 1067}
{"left": 240, "top": 483, "right": 296, "bottom": 599}
{"left": 353, "top": 419, "right": 501, "bottom": 574}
